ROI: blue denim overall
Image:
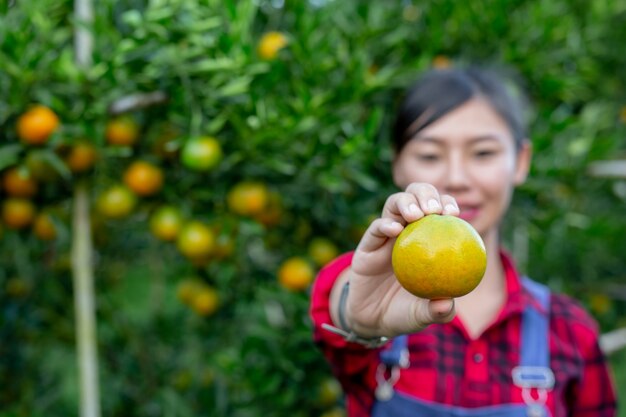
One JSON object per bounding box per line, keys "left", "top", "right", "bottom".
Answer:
{"left": 372, "top": 278, "right": 554, "bottom": 417}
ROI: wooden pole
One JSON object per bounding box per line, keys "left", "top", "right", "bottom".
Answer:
{"left": 72, "top": 0, "right": 100, "bottom": 416}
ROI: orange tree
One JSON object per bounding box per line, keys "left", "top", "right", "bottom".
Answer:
{"left": 1, "top": 1, "right": 626, "bottom": 417}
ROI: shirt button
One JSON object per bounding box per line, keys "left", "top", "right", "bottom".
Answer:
{"left": 473, "top": 353, "right": 484, "bottom": 363}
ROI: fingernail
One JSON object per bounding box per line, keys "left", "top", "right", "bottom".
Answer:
{"left": 444, "top": 204, "right": 458, "bottom": 213}
{"left": 390, "top": 221, "right": 402, "bottom": 228}
{"left": 428, "top": 199, "right": 440, "bottom": 211}
{"left": 409, "top": 203, "right": 419, "bottom": 214}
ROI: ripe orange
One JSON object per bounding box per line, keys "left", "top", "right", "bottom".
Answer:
{"left": 33, "top": 212, "right": 57, "bottom": 240}
{"left": 432, "top": 55, "right": 452, "bottom": 69}
{"left": 123, "top": 161, "right": 164, "bottom": 196}
{"left": 308, "top": 237, "right": 339, "bottom": 267}
{"left": 2, "top": 198, "right": 36, "bottom": 229}
{"left": 190, "top": 286, "right": 220, "bottom": 317}
{"left": 65, "top": 142, "right": 97, "bottom": 173}
{"left": 257, "top": 31, "right": 288, "bottom": 60}
{"left": 392, "top": 215, "right": 486, "bottom": 299}
{"left": 176, "top": 221, "right": 215, "bottom": 259}
{"left": 180, "top": 137, "right": 222, "bottom": 171}
{"left": 17, "top": 105, "right": 60, "bottom": 145}
{"left": 227, "top": 181, "right": 269, "bottom": 216}
{"left": 96, "top": 185, "right": 137, "bottom": 219}
{"left": 2, "top": 167, "right": 38, "bottom": 198}
{"left": 149, "top": 205, "right": 183, "bottom": 241}
{"left": 253, "top": 191, "right": 282, "bottom": 227}
{"left": 105, "top": 116, "right": 139, "bottom": 146}
{"left": 278, "top": 257, "right": 315, "bottom": 291}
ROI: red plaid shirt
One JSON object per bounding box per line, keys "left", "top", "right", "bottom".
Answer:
{"left": 310, "top": 251, "right": 617, "bottom": 417}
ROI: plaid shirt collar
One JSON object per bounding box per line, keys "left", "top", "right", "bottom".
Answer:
{"left": 449, "top": 250, "right": 547, "bottom": 338}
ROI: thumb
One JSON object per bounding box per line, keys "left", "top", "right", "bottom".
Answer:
{"left": 428, "top": 299, "right": 456, "bottom": 324}
{"left": 413, "top": 299, "right": 455, "bottom": 328}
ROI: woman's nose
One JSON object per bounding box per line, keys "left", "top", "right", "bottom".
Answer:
{"left": 445, "top": 155, "right": 471, "bottom": 190}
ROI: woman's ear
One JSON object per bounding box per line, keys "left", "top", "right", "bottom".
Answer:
{"left": 514, "top": 140, "right": 532, "bottom": 185}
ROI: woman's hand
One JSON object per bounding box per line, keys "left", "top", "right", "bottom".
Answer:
{"left": 338, "top": 183, "right": 460, "bottom": 338}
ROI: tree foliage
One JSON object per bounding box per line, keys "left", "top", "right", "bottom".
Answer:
{"left": 1, "top": 0, "right": 625, "bottom": 416}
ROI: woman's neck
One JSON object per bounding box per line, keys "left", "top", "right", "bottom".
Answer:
{"left": 454, "top": 228, "right": 507, "bottom": 339}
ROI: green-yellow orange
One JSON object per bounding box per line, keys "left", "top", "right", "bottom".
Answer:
{"left": 392, "top": 214, "right": 487, "bottom": 299}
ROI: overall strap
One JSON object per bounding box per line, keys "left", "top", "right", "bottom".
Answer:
{"left": 520, "top": 277, "right": 550, "bottom": 369}
{"left": 512, "top": 277, "right": 555, "bottom": 393}
{"left": 380, "top": 334, "right": 409, "bottom": 368}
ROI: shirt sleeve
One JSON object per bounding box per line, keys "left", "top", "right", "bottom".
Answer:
{"left": 309, "top": 252, "right": 381, "bottom": 416}
{"left": 309, "top": 251, "right": 382, "bottom": 370}
{"left": 567, "top": 305, "right": 618, "bottom": 417}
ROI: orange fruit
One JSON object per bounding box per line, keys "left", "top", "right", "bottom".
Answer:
{"left": 278, "top": 257, "right": 314, "bottom": 291}
{"left": 17, "top": 105, "right": 60, "bottom": 145}
{"left": 33, "top": 212, "right": 57, "bottom": 240}
{"left": 432, "top": 55, "right": 452, "bottom": 69}
{"left": 149, "top": 206, "right": 183, "bottom": 241}
{"left": 123, "top": 161, "right": 164, "bottom": 196}
{"left": 2, "top": 198, "right": 36, "bottom": 229}
{"left": 24, "top": 152, "right": 62, "bottom": 183}
{"left": 5, "top": 277, "right": 31, "bottom": 298}
{"left": 190, "top": 286, "right": 220, "bottom": 316}
{"left": 2, "top": 167, "right": 38, "bottom": 198}
{"left": 105, "top": 116, "right": 139, "bottom": 146}
{"left": 176, "top": 221, "right": 215, "bottom": 259}
{"left": 320, "top": 407, "right": 346, "bottom": 417}
{"left": 257, "top": 31, "right": 288, "bottom": 60}
{"left": 308, "top": 238, "right": 339, "bottom": 267}
{"left": 589, "top": 293, "right": 613, "bottom": 316}
{"left": 65, "top": 142, "right": 97, "bottom": 173}
{"left": 253, "top": 191, "right": 282, "bottom": 227}
{"left": 317, "top": 377, "right": 343, "bottom": 407}
{"left": 96, "top": 185, "right": 137, "bottom": 219}
{"left": 392, "top": 215, "right": 486, "bottom": 299}
{"left": 213, "top": 233, "right": 235, "bottom": 259}
{"left": 180, "top": 137, "right": 222, "bottom": 171}
{"left": 176, "top": 278, "right": 205, "bottom": 305}
{"left": 227, "top": 181, "right": 269, "bottom": 216}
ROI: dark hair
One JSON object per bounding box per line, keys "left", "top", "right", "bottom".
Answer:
{"left": 392, "top": 67, "right": 530, "bottom": 153}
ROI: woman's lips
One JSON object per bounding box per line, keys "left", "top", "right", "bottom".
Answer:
{"left": 458, "top": 207, "right": 480, "bottom": 222}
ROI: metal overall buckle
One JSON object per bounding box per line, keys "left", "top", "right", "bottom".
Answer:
{"left": 512, "top": 366, "right": 555, "bottom": 417}
{"left": 375, "top": 348, "right": 409, "bottom": 402}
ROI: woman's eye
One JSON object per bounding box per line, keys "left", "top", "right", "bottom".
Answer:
{"left": 474, "top": 150, "right": 497, "bottom": 158}
{"left": 416, "top": 154, "right": 440, "bottom": 162}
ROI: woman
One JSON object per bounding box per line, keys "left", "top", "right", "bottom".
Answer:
{"left": 310, "top": 67, "right": 617, "bottom": 417}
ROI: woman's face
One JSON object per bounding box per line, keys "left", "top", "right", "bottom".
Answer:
{"left": 392, "top": 98, "right": 531, "bottom": 238}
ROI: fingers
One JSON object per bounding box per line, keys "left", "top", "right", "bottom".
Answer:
{"left": 357, "top": 218, "right": 403, "bottom": 253}
{"left": 427, "top": 299, "right": 456, "bottom": 324}
{"left": 411, "top": 298, "right": 456, "bottom": 330}
{"left": 404, "top": 183, "right": 444, "bottom": 215}
{"left": 440, "top": 194, "right": 460, "bottom": 216}
{"left": 382, "top": 183, "right": 459, "bottom": 225}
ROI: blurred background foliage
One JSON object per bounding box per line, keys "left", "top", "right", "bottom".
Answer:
{"left": 1, "top": 0, "right": 625, "bottom": 416}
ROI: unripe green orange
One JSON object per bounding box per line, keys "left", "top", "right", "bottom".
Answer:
{"left": 392, "top": 215, "right": 486, "bottom": 299}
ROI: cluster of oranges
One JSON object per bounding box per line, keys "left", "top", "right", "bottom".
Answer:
{"left": 1, "top": 100, "right": 341, "bottom": 318}
{"left": 1, "top": 105, "right": 66, "bottom": 240}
